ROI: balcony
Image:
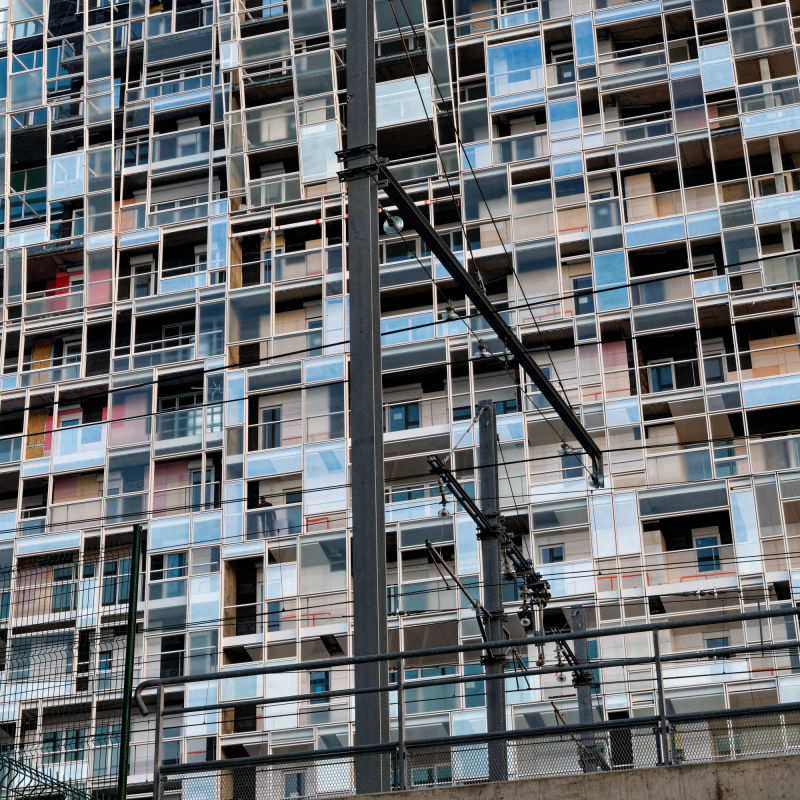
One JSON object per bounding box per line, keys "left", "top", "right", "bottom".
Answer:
{"left": 24, "top": 286, "right": 85, "bottom": 319}
{"left": 645, "top": 544, "right": 737, "bottom": 589}
{"left": 623, "top": 185, "right": 717, "bottom": 223}
{"left": 20, "top": 356, "right": 81, "bottom": 387}
{"left": 154, "top": 407, "right": 205, "bottom": 455}
{"left": 388, "top": 578, "right": 457, "bottom": 615}
{"left": 539, "top": 559, "right": 595, "bottom": 597}
{"left": 49, "top": 496, "right": 104, "bottom": 533}
{"left": 153, "top": 482, "right": 220, "bottom": 519}
{"left": 383, "top": 396, "right": 449, "bottom": 437}
{"left": 132, "top": 337, "right": 196, "bottom": 370}
{"left": 273, "top": 250, "right": 323, "bottom": 282}
{"left": 19, "top": 506, "right": 47, "bottom": 536}
{"left": 52, "top": 422, "right": 106, "bottom": 472}
{"left": 148, "top": 193, "right": 214, "bottom": 228}
{"left": 244, "top": 503, "right": 303, "bottom": 538}
{"left": 151, "top": 127, "right": 211, "bottom": 175}
{"left": 739, "top": 77, "right": 800, "bottom": 114}
{"left": 247, "top": 173, "right": 302, "bottom": 209}
{"left": 0, "top": 434, "right": 23, "bottom": 464}
{"left": 598, "top": 43, "right": 667, "bottom": 88}
{"left": 639, "top": 356, "right": 701, "bottom": 395}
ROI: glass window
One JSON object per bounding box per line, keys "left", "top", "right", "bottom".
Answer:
{"left": 299, "top": 121, "right": 339, "bottom": 183}
{"left": 49, "top": 152, "right": 84, "bottom": 200}
{"left": 376, "top": 75, "right": 433, "bottom": 127}
{"left": 487, "top": 38, "right": 543, "bottom": 97}
{"left": 516, "top": 239, "right": 558, "bottom": 297}
{"left": 309, "top": 670, "right": 329, "bottom": 703}
{"left": 540, "top": 545, "right": 564, "bottom": 563}
{"left": 699, "top": 43, "right": 734, "bottom": 91}
{"left": 294, "top": 51, "right": 333, "bottom": 97}
{"left": 593, "top": 251, "right": 628, "bottom": 311}
{"left": 695, "top": 534, "right": 721, "bottom": 572}
{"left": 303, "top": 441, "right": 346, "bottom": 515}
{"left": 299, "top": 531, "right": 347, "bottom": 595}
{"left": 572, "top": 275, "right": 594, "bottom": 315}
{"left": 463, "top": 167, "right": 509, "bottom": 221}
{"left": 549, "top": 98, "right": 579, "bottom": 139}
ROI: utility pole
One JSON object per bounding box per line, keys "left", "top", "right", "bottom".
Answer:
{"left": 118, "top": 523, "right": 143, "bottom": 800}
{"left": 570, "top": 605, "right": 598, "bottom": 773}
{"left": 340, "top": 0, "right": 390, "bottom": 791}
{"left": 477, "top": 401, "right": 507, "bottom": 782}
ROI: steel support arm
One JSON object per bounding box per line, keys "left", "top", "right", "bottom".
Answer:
{"left": 428, "top": 454, "right": 494, "bottom": 536}
{"left": 380, "top": 164, "right": 604, "bottom": 486}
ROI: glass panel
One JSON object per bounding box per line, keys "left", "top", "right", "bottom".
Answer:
{"left": 299, "top": 531, "right": 347, "bottom": 594}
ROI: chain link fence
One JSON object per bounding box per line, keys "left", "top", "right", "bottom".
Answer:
{"left": 161, "top": 706, "right": 800, "bottom": 800}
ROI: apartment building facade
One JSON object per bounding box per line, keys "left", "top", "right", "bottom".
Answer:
{"left": 1, "top": 0, "right": 800, "bottom": 791}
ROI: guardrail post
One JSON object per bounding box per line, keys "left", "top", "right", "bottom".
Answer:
{"left": 152, "top": 684, "right": 165, "bottom": 800}
{"left": 652, "top": 629, "right": 671, "bottom": 765}
{"left": 396, "top": 657, "right": 407, "bottom": 790}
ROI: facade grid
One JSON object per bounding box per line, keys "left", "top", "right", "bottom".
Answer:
{"left": 0, "top": 0, "right": 799, "bottom": 791}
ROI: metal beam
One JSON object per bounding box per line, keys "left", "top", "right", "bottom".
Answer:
{"left": 427, "top": 454, "right": 493, "bottom": 535}
{"left": 478, "top": 401, "right": 508, "bottom": 782}
{"left": 570, "top": 606, "right": 599, "bottom": 773}
{"left": 136, "top": 605, "right": 800, "bottom": 709}
{"left": 344, "top": 0, "right": 390, "bottom": 791}
{"left": 378, "top": 164, "right": 604, "bottom": 486}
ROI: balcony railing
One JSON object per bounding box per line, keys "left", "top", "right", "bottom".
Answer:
{"left": 24, "top": 287, "right": 85, "bottom": 318}
{"left": 383, "top": 396, "right": 449, "bottom": 434}
{"left": 49, "top": 496, "right": 104, "bottom": 533}
{"left": 247, "top": 173, "right": 302, "bottom": 208}
{"left": 154, "top": 407, "right": 205, "bottom": 454}
{"left": 645, "top": 544, "right": 737, "bottom": 586}
{"left": 19, "top": 507, "right": 46, "bottom": 536}
{"left": 52, "top": 422, "right": 106, "bottom": 471}
{"left": 245, "top": 504, "right": 303, "bottom": 539}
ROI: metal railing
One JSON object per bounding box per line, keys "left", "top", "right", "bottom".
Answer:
{"left": 137, "top": 605, "right": 800, "bottom": 798}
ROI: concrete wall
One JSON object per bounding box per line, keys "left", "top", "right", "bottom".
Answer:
{"left": 372, "top": 755, "right": 800, "bottom": 800}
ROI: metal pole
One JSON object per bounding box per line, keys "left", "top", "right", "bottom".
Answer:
{"left": 477, "top": 401, "right": 507, "bottom": 782}
{"left": 652, "top": 629, "right": 670, "bottom": 765}
{"left": 118, "top": 523, "right": 143, "bottom": 800}
{"left": 570, "top": 606, "right": 597, "bottom": 772}
{"left": 345, "top": 0, "right": 389, "bottom": 790}
{"left": 396, "top": 657, "right": 407, "bottom": 790}
{"left": 152, "top": 684, "right": 165, "bottom": 800}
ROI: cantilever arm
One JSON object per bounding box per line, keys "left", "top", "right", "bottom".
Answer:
{"left": 380, "top": 163, "right": 604, "bottom": 487}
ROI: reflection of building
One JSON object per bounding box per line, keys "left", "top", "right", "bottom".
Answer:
{"left": 1, "top": 0, "right": 800, "bottom": 791}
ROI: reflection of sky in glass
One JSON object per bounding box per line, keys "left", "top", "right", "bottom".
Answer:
{"left": 549, "top": 98, "right": 579, "bottom": 138}
{"left": 487, "top": 38, "right": 543, "bottom": 97}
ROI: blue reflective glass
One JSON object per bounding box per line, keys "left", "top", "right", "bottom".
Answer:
{"left": 606, "top": 398, "right": 640, "bottom": 426}
{"left": 754, "top": 192, "right": 800, "bottom": 224}
{"left": 625, "top": 216, "right": 686, "bottom": 248}
{"left": 150, "top": 516, "right": 191, "bottom": 550}
{"left": 549, "top": 98, "right": 579, "bottom": 138}
{"left": 731, "top": 491, "right": 760, "bottom": 567}
{"left": 552, "top": 153, "right": 582, "bottom": 177}
{"left": 743, "top": 374, "right": 800, "bottom": 408}
{"left": 487, "top": 38, "right": 543, "bottom": 97}
{"left": 593, "top": 251, "right": 629, "bottom": 311}
{"left": 699, "top": 43, "right": 735, "bottom": 90}
{"left": 573, "top": 15, "right": 595, "bottom": 64}
{"left": 742, "top": 106, "right": 800, "bottom": 139}
{"left": 687, "top": 210, "right": 720, "bottom": 237}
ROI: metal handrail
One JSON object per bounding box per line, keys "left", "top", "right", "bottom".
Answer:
{"left": 135, "top": 603, "right": 800, "bottom": 711}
